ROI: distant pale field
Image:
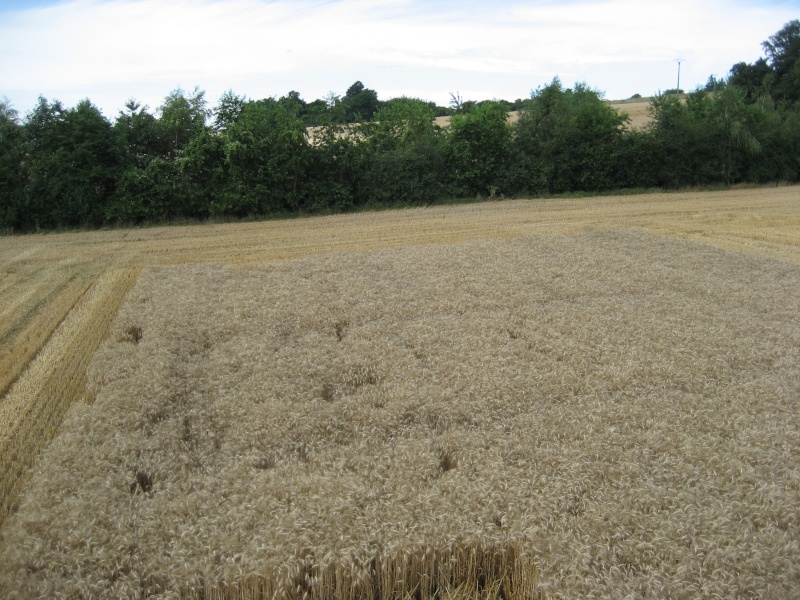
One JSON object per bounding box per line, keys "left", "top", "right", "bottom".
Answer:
{"left": 606, "top": 98, "right": 653, "bottom": 130}
{"left": 433, "top": 97, "right": 654, "bottom": 130}
{"left": 0, "top": 186, "right": 799, "bottom": 598}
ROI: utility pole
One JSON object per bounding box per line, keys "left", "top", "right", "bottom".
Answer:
{"left": 674, "top": 58, "right": 686, "bottom": 95}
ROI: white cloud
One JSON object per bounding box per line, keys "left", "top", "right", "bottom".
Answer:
{"left": 1, "top": 0, "right": 797, "bottom": 117}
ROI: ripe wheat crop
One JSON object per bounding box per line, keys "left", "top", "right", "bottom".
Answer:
{"left": 432, "top": 97, "right": 654, "bottom": 131}
{"left": 1, "top": 229, "right": 798, "bottom": 598}
{"left": 0, "top": 267, "right": 140, "bottom": 524}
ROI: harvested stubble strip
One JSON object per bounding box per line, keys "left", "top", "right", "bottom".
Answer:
{"left": 0, "top": 262, "right": 79, "bottom": 341}
{"left": 0, "top": 267, "right": 140, "bottom": 526}
{"left": 0, "top": 273, "right": 95, "bottom": 399}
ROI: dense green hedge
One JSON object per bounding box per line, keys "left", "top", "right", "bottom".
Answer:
{"left": 2, "top": 83, "right": 798, "bottom": 232}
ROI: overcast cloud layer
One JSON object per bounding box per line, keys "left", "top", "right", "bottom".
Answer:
{"left": 1, "top": 0, "right": 798, "bottom": 117}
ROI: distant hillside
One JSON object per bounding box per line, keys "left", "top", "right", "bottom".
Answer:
{"left": 606, "top": 97, "right": 653, "bottom": 129}
{"left": 433, "top": 97, "right": 653, "bottom": 131}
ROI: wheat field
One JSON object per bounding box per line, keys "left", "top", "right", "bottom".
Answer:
{"left": 0, "top": 186, "right": 799, "bottom": 598}
{"left": 606, "top": 98, "right": 653, "bottom": 130}
{"left": 433, "top": 97, "right": 654, "bottom": 131}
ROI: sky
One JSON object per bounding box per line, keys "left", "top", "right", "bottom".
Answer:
{"left": 1, "top": 0, "right": 798, "bottom": 119}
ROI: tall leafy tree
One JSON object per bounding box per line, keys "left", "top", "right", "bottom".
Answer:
{"left": 513, "top": 79, "right": 626, "bottom": 193}
{"left": 738, "top": 96, "right": 799, "bottom": 182}
{"left": 108, "top": 123, "right": 223, "bottom": 226}
{"left": 647, "top": 92, "right": 714, "bottom": 187}
{"left": 109, "top": 100, "right": 175, "bottom": 224}
{"left": 647, "top": 85, "right": 764, "bottom": 186}
{"left": 302, "top": 120, "right": 359, "bottom": 212}
{"left": 447, "top": 100, "right": 512, "bottom": 197}
{"left": 762, "top": 19, "right": 800, "bottom": 104}
{"left": 711, "top": 84, "right": 762, "bottom": 182}
{"left": 114, "top": 99, "right": 165, "bottom": 168}
{"left": 157, "top": 86, "right": 209, "bottom": 156}
{"left": 213, "top": 90, "right": 246, "bottom": 133}
{"left": 342, "top": 81, "right": 380, "bottom": 123}
{"left": 321, "top": 91, "right": 346, "bottom": 124}
{"left": 729, "top": 20, "right": 800, "bottom": 106}
{"left": 17, "top": 97, "right": 64, "bottom": 229}
{"left": 354, "top": 97, "right": 449, "bottom": 206}
{"left": 108, "top": 157, "right": 189, "bottom": 224}
{"left": 178, "top": 128, "right": 228, "bottom": 218}
{"left": 729, "top": 59, "right": 774, "bottom": 101}
{"left": 22, "top": 97, "right": 119, "bottom": 229}
{"left": 222, "top": 98, "right": 309, "bottom": 216}
{"left": 301, "top": 98, "right": 330, "bottom": 126}
{"left": 279, "top": 90, "right": 306, "bottom": 114}
{"left": 369, "top": 97, "right": 439, "bottom": 144}
{"left": 0, "top": 99, "right": 25, "bottom": 230}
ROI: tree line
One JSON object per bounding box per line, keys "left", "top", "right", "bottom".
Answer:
{"left": 1, "top": 20, "right": 799, "bottom": 232}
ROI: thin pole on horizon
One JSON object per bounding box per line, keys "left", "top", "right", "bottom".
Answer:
{"left": 674, "top": 58, "right": 686, "bottom": 95}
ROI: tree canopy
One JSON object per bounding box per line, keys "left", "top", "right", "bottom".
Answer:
{"left": 1, "top": 21, "right": 800, "bottom": 232}
{"left": 729, "top": 19, "right": 800, "bottom": 104}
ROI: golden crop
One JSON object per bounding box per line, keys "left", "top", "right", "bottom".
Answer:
{"left": 0, "top": 186, "right": 798, "bottom": 598}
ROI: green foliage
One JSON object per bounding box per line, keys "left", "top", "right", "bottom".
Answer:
{"left": 738, "top": 96, "right": 800, "bottom": 182}
{"left": 354, "top": 98, "right": 449, "bottom": 206}
{"left": 178, "top": 128, "right": 228, "bottom": 218}
{"left": 108, "top": 95, "right": 206, "bottom": 225}
{"left": 157, "top": 87, "right": 209, "bottom": 156}
{"left": 513, "top": 79, "right": 626, "bottom": 194}
{"left": 762, "top": 19, "right": 800, "bottom": 104}
{"left": 369, "top": 97, "right": 438, "bottom": 146}
{"left": 342, "top": 81, "right": 380, "bottom": 123}
{"left": 114, "top": 100, "right": 165, "bottom": 168}
{"left": 0, "top": 99, "right": 24, "bottom": 230}
{"left": 647, "top": 85, "right": 769, "bottom": 186}
{"left": 212, "top": 90, "right": 246, "bottom": 133}
{"left": 712, "top": 85, "right": 762, "bottom": 180}
{"left": 447, "top": 101, "right": 512, "bottom": 196}
{"left": 729, "top": 59, "right": 775, "bottom": 102}
{"left": 107, "top": 157, "right": 189, "bottom": 224}
{"left": 4, "top": 60, "right": 800, "bottom": 232}
{"left": 613, "top": 129, "right": 661, "bottom": 189}
{"left": 110, "top": 128, "right": 231, "bottom": 224}
{"left": 21, "top": 98, "right": 119, "bottom": 229}
{"left": 221, "top": 98, "right": 309, "bottom": 216}
{"left": 729, "top": 20, "right": 800, "bottom": 106}
{"left": 303, "top": 122, "right": 359, "bottom": 212}
{"left": 704, "top": 76, "right": 724, "bottom": 93}
{"left": 648, "top": 92, "right": 717, "bottom": 186}
{"left": 300, "top": 98, "right": 331, "bottom": 126}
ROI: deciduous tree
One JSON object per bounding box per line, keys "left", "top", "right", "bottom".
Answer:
{"left": 212, "top": 90, "right": 246, "bottom": 133}
{"left": 762, "top": 19, "right": 800, "bottom": 104}
{"left": 222, "top": 98, "right": 309, "bottom": 215}
{"left": 0, "top": 99, "right": 24, "bottom": 230}
{"left": 342, "top": 81, "right": 380, "bottom": 123}
{"left": 22, "top": 97, "right": 119, "bottom": 229}
{"left": 514, "top": 79, "right": 626, "bottom": 193}
{"left": 355, "top": 97, "right": 449, "bottom": 206}
{"left": 157, "top": 86, "right": 209, "bottom": 156}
